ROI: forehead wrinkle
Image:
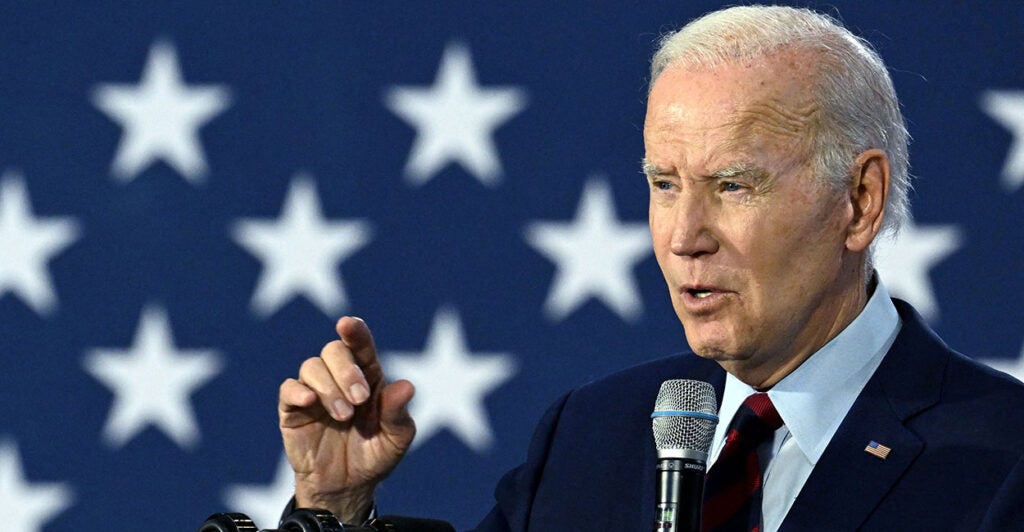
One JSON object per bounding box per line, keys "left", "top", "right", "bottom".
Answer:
{"left": 645, "top": 98, "right": 816, "bottom": 179}
{"left": 712, "top": 99, "right": 820, "bottom": 180}
{"left": 727, "top": 99, "right": 820, "bottom": 142}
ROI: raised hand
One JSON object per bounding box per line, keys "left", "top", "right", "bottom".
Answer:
{"left": 278, "top": 317, "right": 415, "bottom": 522}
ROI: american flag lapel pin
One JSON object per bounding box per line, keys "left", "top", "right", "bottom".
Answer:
{"left": 864, "top": 440, "right": 892, "bottom": 459}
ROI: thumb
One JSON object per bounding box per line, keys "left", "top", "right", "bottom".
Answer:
{"left": 378, "top": 379, "right": 416, "bottom": 446}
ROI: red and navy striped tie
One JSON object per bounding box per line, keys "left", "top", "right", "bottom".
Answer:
{"left": 702, "top": 393, "right": 783, "bottom": 532}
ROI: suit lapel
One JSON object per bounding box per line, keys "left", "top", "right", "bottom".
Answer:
{"left": 779, "top": 377, "right": 923, "bottom": 530}
{"left": 780, "top": 301, "right": 948, "bottom": 530}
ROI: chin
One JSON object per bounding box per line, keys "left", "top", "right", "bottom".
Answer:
{"left": 683, "top": 323, "right": 737, "bottom": 358}
{"left": 686, "top": 338, "right": 738, "bottom": 361}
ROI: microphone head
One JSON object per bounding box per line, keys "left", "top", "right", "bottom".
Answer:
{"left": 652, "top": 379, "right": 719, "bottom": 460}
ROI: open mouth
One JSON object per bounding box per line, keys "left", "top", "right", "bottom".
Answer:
{"left": 688, "top": 289, "right": 714, "bottom": 299}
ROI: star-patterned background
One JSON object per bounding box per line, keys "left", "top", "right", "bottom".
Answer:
{"left": 0, "top": 2, "right": 1022, "bottom": 531}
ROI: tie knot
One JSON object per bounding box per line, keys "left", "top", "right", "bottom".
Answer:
{"left": 739, "top": 393, "right": 783, "bottom": 433}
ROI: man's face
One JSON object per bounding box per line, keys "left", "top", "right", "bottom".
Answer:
{"left": 643, "top": 55, "right": 863, "bottom": 386}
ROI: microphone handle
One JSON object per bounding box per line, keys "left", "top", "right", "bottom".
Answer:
{"left": 654, "top": 457, "right": 706, "bottom": 532}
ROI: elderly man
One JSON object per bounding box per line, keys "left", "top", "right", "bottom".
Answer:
{"left": 278, "top": 5, "right": 1024, "bottom": 531}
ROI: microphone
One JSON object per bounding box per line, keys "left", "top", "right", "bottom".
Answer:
{"left": 651, "top": 379, "right": 719, "bottom": 531}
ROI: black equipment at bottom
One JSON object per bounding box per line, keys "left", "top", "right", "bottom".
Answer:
{"left": 199, "top": 508, "right": 454, "bottom": 532}
{"left": 199, "top": 508, "right": 345, "bottom": 532}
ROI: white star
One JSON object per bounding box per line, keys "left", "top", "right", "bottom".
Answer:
{"left": 0, "top": 440, "right": 73, "bottom": 532}
{"left": 384, "top": 42, "right": 527, "bottom": 187}
{"left": 231, "top": 175, "right": 372, "bottom": 318}
{"left": 524, "top": 177, "right": 652, "bottom": 322}
{"left": 384, "top": 308, "right": 517, "bottom": 452}
{"left": 83, "top": 305, "right": 222, "bottom": 449}
{"left": 875, "top": 217, "right": 962, "bottom": 323}
{"left": 92, "top": 39, "right": 231, "bottom": 183}
{"left": 0, "top": 172, "right": 79, "bottom": 316}
{"left": 980, "top": 90, "right": 1024, "bottom": 192}
{"left": 223, "top": 454, "right": 295, "bottom": 529}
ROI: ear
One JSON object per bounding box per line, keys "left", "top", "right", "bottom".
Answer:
{"left": 845, "top": 149, "right": 890, "bottom": 253}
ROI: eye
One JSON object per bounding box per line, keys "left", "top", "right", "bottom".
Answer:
{"left": 720, "top": 181, "right": 743, "bottom": 193}
{"left": 650, "top": 179, "right": 674, "bottom": 191}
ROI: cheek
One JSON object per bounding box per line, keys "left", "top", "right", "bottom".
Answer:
{"left": 745, "top": 208, "right": 847, "bottom": 295}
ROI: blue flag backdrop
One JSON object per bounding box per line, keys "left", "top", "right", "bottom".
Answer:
{"left": 1, "top": 2, "right": 1022, "bottom": 530}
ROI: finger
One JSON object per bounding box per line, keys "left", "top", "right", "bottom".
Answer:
{"left": 378, "top": 379, "right": 416, "bottom": 447}
{"left": 297, "top": 356, "right": 355, "bottom": 421}
{"left": 278, "top": 378, "right": 323, "bottom": 427}
{"left": 279, "top": 378, "right": 317, "bottom": 411}
{"left": 336, "top": 317, "right": 384, "bottom": 386}
{"left": 320, "top": 340, "right": 372, "bottom": 406}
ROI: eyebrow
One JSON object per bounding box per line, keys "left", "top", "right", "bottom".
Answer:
{"left": 640, "top": 159, "right": 662, "bottom": 178}
{"left": 640, "top": 159, "right": 766, "bottom": 182}
{"left": 710, "top": 163, "right": 757, "bottom": 180}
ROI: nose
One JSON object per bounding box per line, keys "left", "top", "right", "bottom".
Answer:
{"left": 668, "top": 190, "right": 719, "bottom": 257}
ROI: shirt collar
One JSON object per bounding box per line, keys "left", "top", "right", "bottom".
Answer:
{"left": 711, "top": 278, "right": 901, "bottom": 465}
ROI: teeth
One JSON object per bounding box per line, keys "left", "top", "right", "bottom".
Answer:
{"left": 693, "top": 290, "right": 712, "bottom": 299}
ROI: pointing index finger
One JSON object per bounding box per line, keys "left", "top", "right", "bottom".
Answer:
{"left": 336, "top": 316, "right": 383, "bottom": 384}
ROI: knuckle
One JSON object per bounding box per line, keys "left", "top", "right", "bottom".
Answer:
{"left": 278, "top": 379, "right": 313, "bottom": 411}
{"left": 299, "top": 356, "right": 323, "bottom": 376}
{"left": 339, "top": 363, "right": 366, "bottom": 384}
{"left": 319, "top": 340, "right": 348, "bottom": 361}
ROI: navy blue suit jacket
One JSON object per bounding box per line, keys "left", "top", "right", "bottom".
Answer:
{"left": 472, "top": 300, "right": 1024, "bottom": 531}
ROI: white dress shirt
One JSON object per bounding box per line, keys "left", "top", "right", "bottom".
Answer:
{"left": 707, "top": 280, "right": 902, "bottom": 532}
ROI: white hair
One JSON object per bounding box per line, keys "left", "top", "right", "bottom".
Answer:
{"left": 650, "top": 5, "right": 911, "bottom": 244}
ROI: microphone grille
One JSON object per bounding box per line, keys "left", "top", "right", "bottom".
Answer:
{"left": 652, "top": 379, "right": 719, "bottom": 454}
